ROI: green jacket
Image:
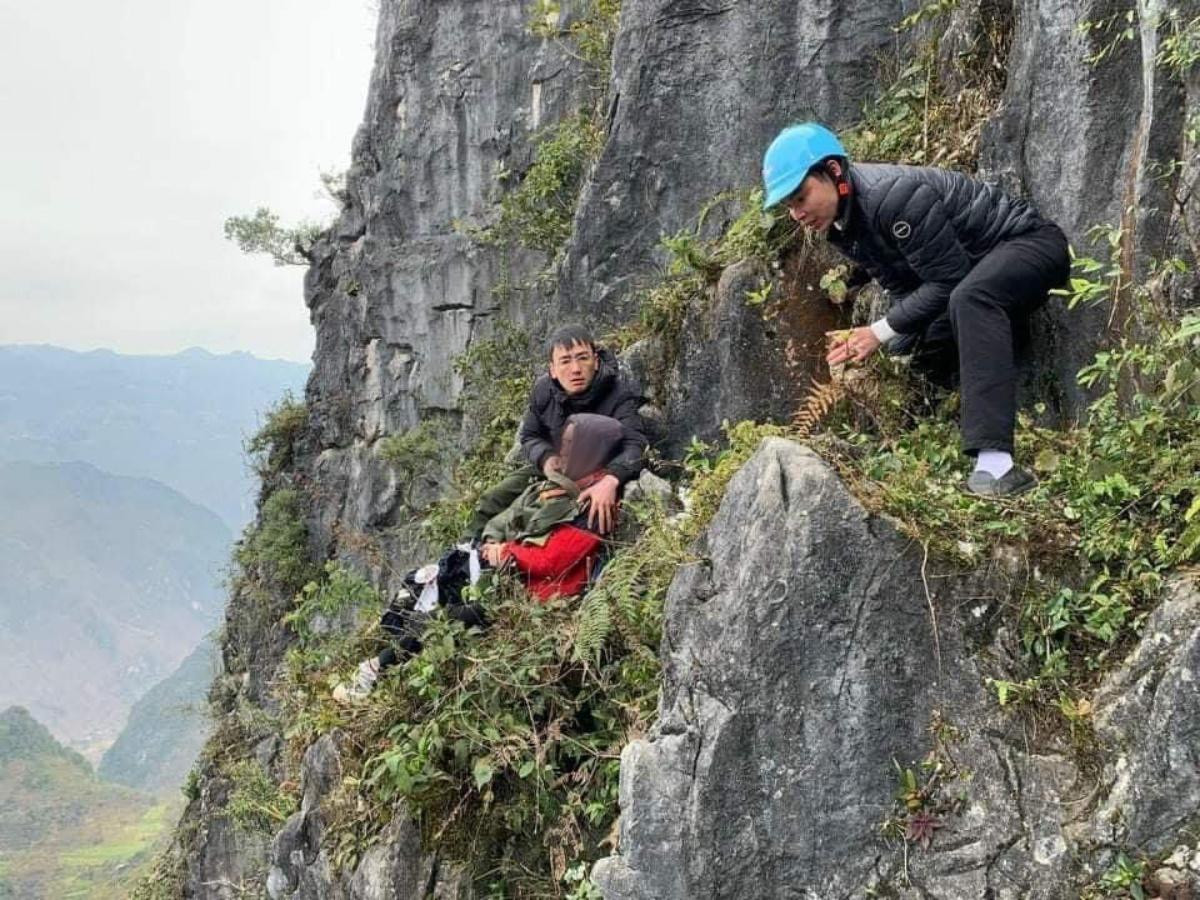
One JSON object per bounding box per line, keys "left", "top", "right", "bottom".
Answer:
{"left": 481, "top": 471, "right": 582, "bottom": 545}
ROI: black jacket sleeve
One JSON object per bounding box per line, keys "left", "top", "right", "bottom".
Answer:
{"left": 877, "top": 179, "right": 973, "bottom": 334}
{"left": 604, "top": 391, "right": 648, "bottom": 485}
{"left": 519, "top": 382, "right": 556, "bottom": 472}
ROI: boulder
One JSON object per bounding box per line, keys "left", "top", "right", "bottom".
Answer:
{"left": 593, "top": 437, "right": 1200, "bottom": 898}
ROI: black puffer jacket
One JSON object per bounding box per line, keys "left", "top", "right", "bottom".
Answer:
{"left": 519, "top": 349, "right": 648, "bottom": 485}
{"left": 827, "top": 163, "right": 1047, "bottom": 334}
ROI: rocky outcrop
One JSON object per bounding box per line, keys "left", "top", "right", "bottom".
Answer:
{"left": 980, "top": 0, "right": 1200, "bottom": 415}
{"left": 624, "top": 255, "right": 853, "bottom": 455}
{"left": 1087, "top": 580, "right": 1200, "bottom": 855}
{"left": 593, "top": 438, "right": 1200, "bottom": 898}
{"left": 301, "top": 0, "right": 587, "bottom": 557}
{"left": 178, "top": 771, "right": 276, "bottom": 898}
{"left": 266, "top": 735, "right": 470, "bottom": 899}
{"left": 557, "top": 0, "right": 909, "bottom": 323}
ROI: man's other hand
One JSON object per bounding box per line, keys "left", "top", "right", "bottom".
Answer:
{"left": 542, "top": 455, "right": 564, "bottom": 476}
{"left": 578, "top": 474, "right": 620, "bottom": 534}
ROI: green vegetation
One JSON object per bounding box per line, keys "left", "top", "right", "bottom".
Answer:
{"left": 843, "top": 0, "right": 1009, "bottom": 169}
{"left": 271, "top": 418, "right": 781, "bottom": 896}
{"left": 1085, "top": 853, "right": 1149, "bottom": 899}
{"left": 223, "top": 207, "right": 323, "bottom": 267}
{"left": 477, "top": 114, "right": 605, "bottom": 258}
{"left": 633, "top": 189, "right": 798, "bottom": 357}
{"left": 55, "top": 804, "right": 170, "bottom": 869}
{"left": 0, "top": 708, "right": 173, "bottom": 900}
{"left": 286, "top": 561, "right": 382, "bottom": 649}
{"left": 530, "top": 0, "right": 623, "bottom": 72}
{"left": 423, "top": 324, "right": 539, "bottom": 546}
{"left": 224, "top": 171, "right": 345, "bottom": 266}
{"left": 464, "top": 0, "right": 620, "bottom": 279}
{"left": 378, "top": 418, "right": 447, "bottom": 511}
{"left": 281, "top": 561, "right": 385, "bottom": 697}
{"left": 233, "top": 487, "right": 317, "bottom": 597}
{"left": 816, "top": 273, "right": 1198, "bottom": 710}
{"left": 225, "top": 759, "right": 298, "bottom": 833}
{"left": 878, "top": 714, "right": 967, "bottom": 850}
{"left": 245, "top": 391, "right": 308, "bottom": 479}
{"left": 1079, "top": 4, "right": 1200, "bottom": 74}
{"left": 1159, "top": 11, "right": 1200, "bottom": 74}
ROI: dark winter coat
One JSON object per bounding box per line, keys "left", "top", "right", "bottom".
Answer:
{"left": 519, "top": 349, "right": 647, "bottom": 485}
{"left": 826, "top": 163, "right": 1048, "bottom": 335}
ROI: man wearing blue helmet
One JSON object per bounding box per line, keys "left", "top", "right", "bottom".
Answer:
{"left": 762, "top": 122, "right": 1070, "bottom": 497}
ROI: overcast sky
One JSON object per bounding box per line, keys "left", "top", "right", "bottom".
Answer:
{"left": 0, "top": 0, "right": 377, "bottom": 363}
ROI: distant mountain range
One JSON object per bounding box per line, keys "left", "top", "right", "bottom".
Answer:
{"left": 99, "top": 635, "right": 218, "bottom": 795}
{"left": 0, "top": 346, "right": 305, "bottom": 891}
{"left": 0, "top": 460, "right": 230, "bottom": 757}
{"left": 0, "top": 706, "right": 166, "bottom": 900}
{"left": 0, "top": 344, "right": 309, "bottom": 531}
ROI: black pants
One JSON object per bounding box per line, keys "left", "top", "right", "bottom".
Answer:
{"left": 908, "top": 223, "right": 1070, "bottom": 455}
{"left": 462, "top": 463, "right": 540, "bottom": 540}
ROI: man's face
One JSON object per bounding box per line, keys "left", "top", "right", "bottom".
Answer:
{"left": 784, "top": 173, "right": 839, "bottom": 232}
{"left": 548, "top": 341, "right": 598, "bottom": 396}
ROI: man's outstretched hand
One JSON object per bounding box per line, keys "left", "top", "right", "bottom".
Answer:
{"left": 480, "top": 541, "right": 510, "bottom": 568}
{"left": 578, "top": 474, "right": 620, "bottom": 534}
{"left": 826, "top": 326, "right": 881, "bottom": 365}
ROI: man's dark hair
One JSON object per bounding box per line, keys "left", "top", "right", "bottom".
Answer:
{"left": 808, "top": 156, "right": 845, "bottom": 182}
{"left": 545, "top": 324, "right": 596, "bottom": 359}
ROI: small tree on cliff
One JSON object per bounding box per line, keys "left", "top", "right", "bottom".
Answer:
{"left": 224, "top": 171, "right": 347, "bottom": 266}
{"left": 223, "top": 207, "right": 321, "bottom": 266}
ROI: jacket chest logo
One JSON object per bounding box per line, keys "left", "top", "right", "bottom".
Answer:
{"left": 892, "top": 220, "right": 912, "bottom": 240}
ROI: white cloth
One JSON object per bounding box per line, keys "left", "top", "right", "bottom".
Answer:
{"left": 869, "top": 316, "right": 898, "bottom": 344}
{"left": 413, "top": 549, "right": 482, "bottom": 614}
{"left": 412, "top": 563, "right": 440, "bottom": 613}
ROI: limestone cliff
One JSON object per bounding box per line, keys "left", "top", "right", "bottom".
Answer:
{"left": 145, "top": 0, "right": 1200, "bottom": 897}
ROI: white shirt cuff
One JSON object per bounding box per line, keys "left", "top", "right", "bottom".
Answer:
{"left": 870, "top": 317, "right": 897, "bottom": 344}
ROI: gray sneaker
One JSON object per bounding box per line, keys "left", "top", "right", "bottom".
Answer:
{"left": 966, "top": 466, "right": 1037, "bottom": 497}
{"left": 332, "top": 657, "right": 381, "bottom": 704}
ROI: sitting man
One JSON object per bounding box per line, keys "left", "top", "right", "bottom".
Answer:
{"left": 334, "top": 414, "right": 625, "bottom": 703}
{"left": 464, "top": 324, "right": 648, "bottom": 538}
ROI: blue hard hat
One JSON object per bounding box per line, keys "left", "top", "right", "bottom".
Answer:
{"left": 761, "top": 123, "right": 848, "bottom": 209}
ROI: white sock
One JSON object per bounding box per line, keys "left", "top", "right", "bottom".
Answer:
{"left": 974, "top": 449, "right": 1013, "bottom": 479}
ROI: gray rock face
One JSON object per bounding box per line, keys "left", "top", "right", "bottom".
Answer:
{"left": 1088, "top": 581, "right": 1200, "bottom": 854}
{"left": 592, "top": 438, "right": 1054, "bottom": 898}
{"left": 302, "top": 0, "right": 586, "bottom": 555}
{"left": 556, "top": 0, "right": 909, "bottom": 323}
{"left": 635, "top": 256, "right": 850, "bottom": 455}
{"left": 267, "top": 733, "right": 471, "bottom": 900}
{"left": 593, "top": 438, "right": 1200, "bottom": 899}
{"left": 980, "top": 0, "right": 1200, "bottom": 415}
{"left": 181, "top": 774, "right": 275, "bottom": 899}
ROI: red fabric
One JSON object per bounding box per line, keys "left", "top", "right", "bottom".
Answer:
{"left": 503, "top": 525, "right": 602, "bottom": 601}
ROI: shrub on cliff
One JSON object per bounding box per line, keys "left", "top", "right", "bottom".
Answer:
{"left": 819, "top": 273, "right": 1199, "bottom": 708}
